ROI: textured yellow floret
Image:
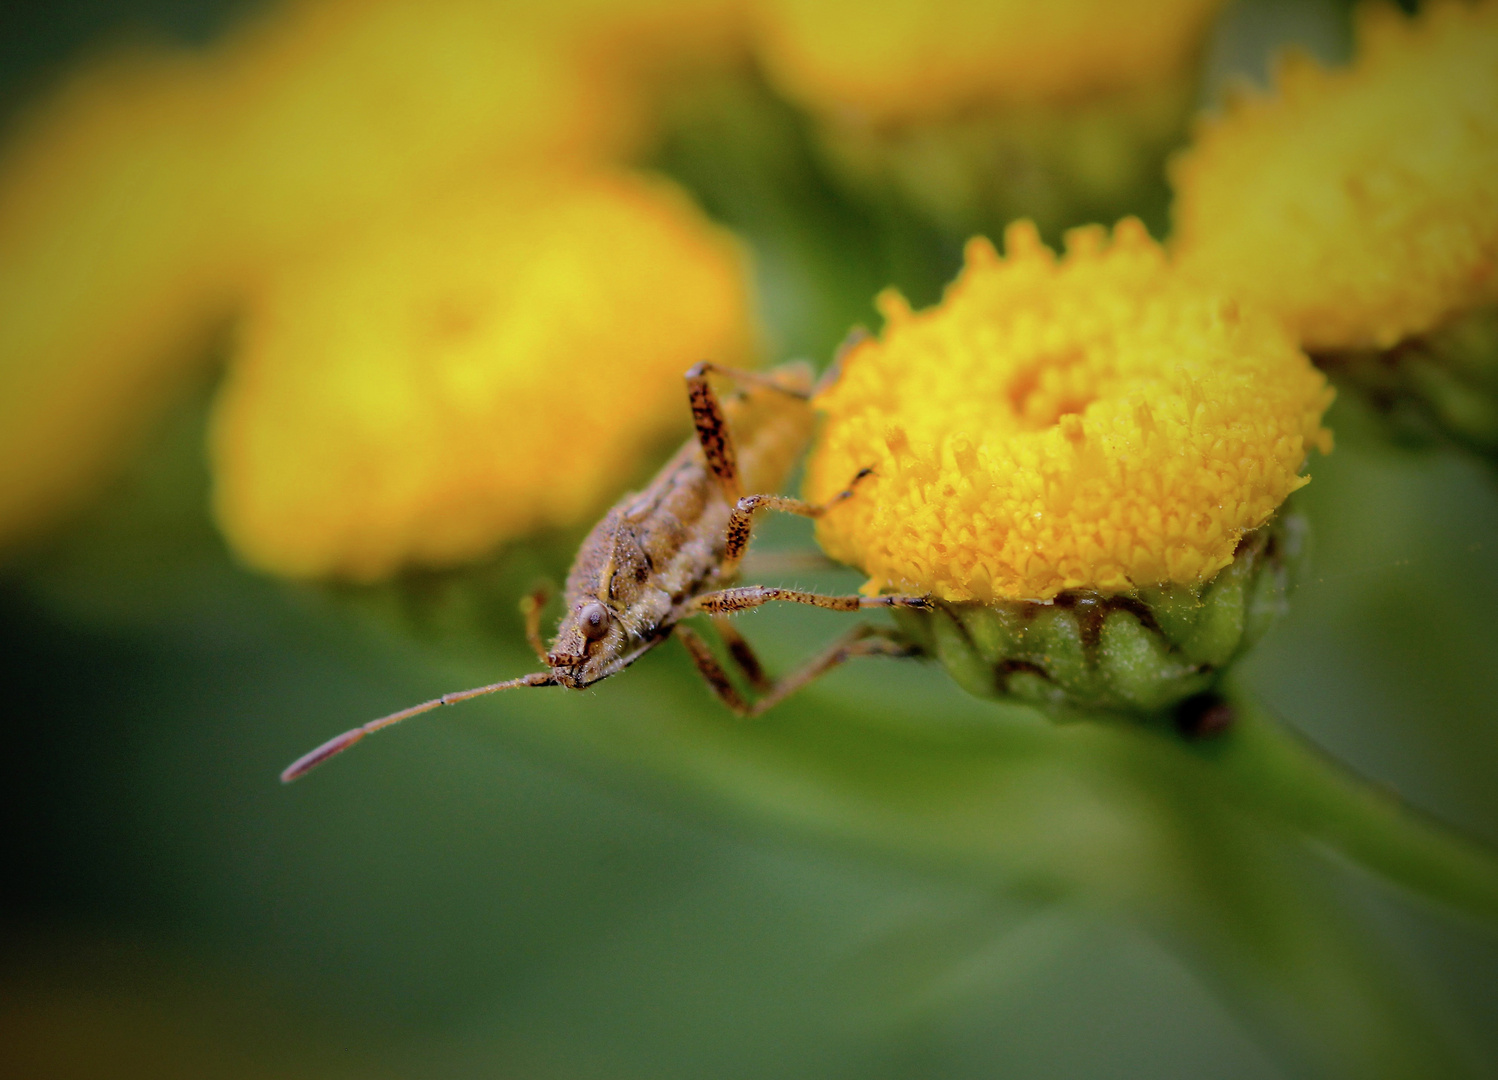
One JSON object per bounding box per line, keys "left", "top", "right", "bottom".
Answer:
{"left": 753, "top": 0, "right": 1225, "bottom": 124}
{"left": 1171, "top": 0, "right": 1498, "bottom": 351}
{"left": 210, "top": 170, "right": 755, "bottom": 580}
{"left": 805, "top": 220, "right": 1333, "bottom": 603}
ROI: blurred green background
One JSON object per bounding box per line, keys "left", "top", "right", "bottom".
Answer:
{"left": 4, "top": 2, "right": 1498, "bottom": 1078}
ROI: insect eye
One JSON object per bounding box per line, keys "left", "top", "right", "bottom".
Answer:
{"left": 578, "top": 601, "right": 612, "bottom": 641}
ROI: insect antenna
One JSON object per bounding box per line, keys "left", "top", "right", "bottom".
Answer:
{"left": 280, "top": 671, "right": 556, "bottom": 782}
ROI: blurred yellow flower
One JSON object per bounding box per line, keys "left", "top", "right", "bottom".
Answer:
{"left": 753, "top": 0, "right": 1225, "bottom": 124}
{"left": 211, "top": 169, "right": 755, "bottom": 580}
{"left": 1171, "top": 0, "right": 1498, "bottom": 351}
{"left": 805, "top": 219, "right": 1333, "bottom": 603}
{"left": 209, "top": 0, "right": 750, "bottom": 260}
{"left": 0, "top": 0, "right": 742, "bottom": 555}
{"left": 751, "top": 0, "right": 1225, "bottom": 240}
{"left": 207, "top": 0, "right": 614, "bottom": 255}
{"left": 0, "top": 47, "right": 234, "bottom": 555}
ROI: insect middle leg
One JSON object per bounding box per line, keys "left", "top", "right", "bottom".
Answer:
{"left": 719, "top": 468, "right": 872, "bottom": 578}
{"left": 677, "top": 622, "right": 917, "bottom": 718}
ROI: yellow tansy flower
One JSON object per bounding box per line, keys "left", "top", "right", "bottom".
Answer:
{"left": 752, "top": 0, "right": 1225, "bottom": 124}
{"left": 805, "top": 219, "right": 1333, "bottom": 603}
{"left": 0, "top": 0, "right": 740, "bottom": 554}
{"left": 208, "top": 0, "right": 728, "bottom": 261}
{"left": 1171, "top": 0, "right": 1498, "bottom": 351}
{"left": 751, "top": 0, "right": 1225, "bottom": 240}
{"left": 202, "top": 2, "right": 563, "bottom": 257}
{"left": 0, "top": 47, "right": 234, "bottom": 555}
{"left": 0, "top": 0, "right": 588, "bottom": 554}
{"left": 210, "top": 169, "right": 755, "bottom": 580}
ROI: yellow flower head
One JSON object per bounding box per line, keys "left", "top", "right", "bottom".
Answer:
{"left": 0, "top": 0, "right": 738, "bottom": 553}
{"left": 753, "top": 0, "right": 1226, "bottom": 125}
{"left": 0, "top": 46, "right": 235, "bottom": 555}
{"left": 211, "top": 169, "right": 754, "bottom": 580}
{"left": 805, "top": 219, "right": 1333, "bottom": 603}
{"left": 1171, "top": 0, "right": 1498, "bottom": 351}
{"left": 210, "top": 0, "right": 736, "bottom": 260}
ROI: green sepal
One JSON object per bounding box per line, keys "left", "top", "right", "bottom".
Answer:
{"left": 1098, "top": 608, "right": 1213, "bottom": 712}
{"left": 928, "top": 605, "right": 997, "bottom": 699}
{"left": 903, "top": 515, "right": 1303, "bottom": 720}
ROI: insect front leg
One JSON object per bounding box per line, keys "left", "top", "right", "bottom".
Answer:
{"left": 519, "top": 584, "right": 552, "bottom": 664}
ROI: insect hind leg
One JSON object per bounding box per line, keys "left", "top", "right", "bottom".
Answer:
{"left": 679, "top": 622, "right": 917, "bottom": 718}
{"left": 676, "top": 626, "right": 751, "bottom": 716}
{"left": 747, "top": 624, "right": 917, "bottom": 716}
{"left": 712, "top": 616, "right": 772, "bottom": 692}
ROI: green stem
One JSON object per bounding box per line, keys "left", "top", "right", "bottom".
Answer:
{"left": 1197, "top": 685, "right": 1498, "bottom": 928}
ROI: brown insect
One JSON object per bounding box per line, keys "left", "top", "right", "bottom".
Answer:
{"left": 281, "top": 360, "right": 930, "bottom": 782}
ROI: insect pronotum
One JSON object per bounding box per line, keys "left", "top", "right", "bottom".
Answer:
{"left": 281, "top": 360, "right": 930, "bottom": 782}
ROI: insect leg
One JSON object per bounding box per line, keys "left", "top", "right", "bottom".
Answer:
{"left": 686, "top": 361, "right": 814, "bottom": 401}
{"left": 720, "top": 468, "right": 873, "bottom": 577}
{"left": 684, "top": 362, "right": 745, "bottom": 501}
{"left": 676, "top": 626, "right": 752, "bottom": 716}
{"left": 743, "top": 624, "right": 917, "bottom": 717}
{"left": 688, "top": 585, "right": 930, "bottom": 615}
{"left": 683, "top": 361, "right": 816, "bottom": 503}
{"left": 680, "top": 623, "right": 916, "bottom": 718}
{"left": 712, "top": 615, "right": 772, "bottom": 692}
{"left": 519, "top": 584, "right": 552, "bottom": 664}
